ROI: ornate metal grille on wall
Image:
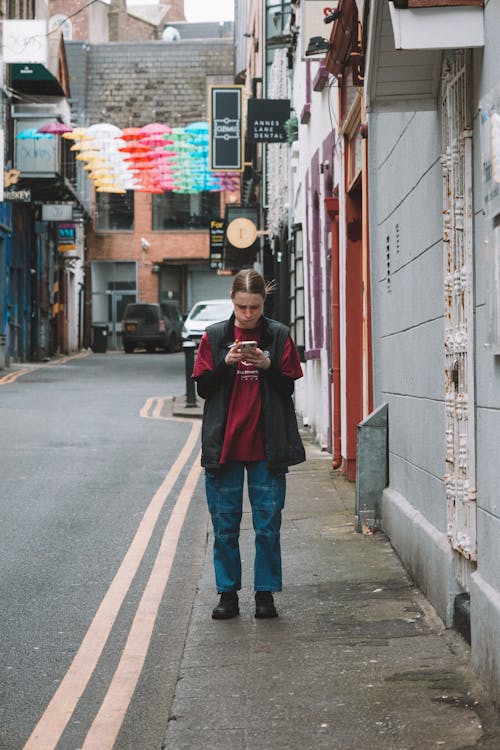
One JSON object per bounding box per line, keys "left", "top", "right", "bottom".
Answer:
{"left": 441, "top": 50, "right": 477, "bottom": 564}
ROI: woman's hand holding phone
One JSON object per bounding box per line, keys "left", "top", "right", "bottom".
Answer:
{"left": 225, "top": 340, "right": 271, "bottom": 370}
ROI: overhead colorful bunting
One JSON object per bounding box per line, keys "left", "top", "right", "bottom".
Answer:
{"left": 54, "top": 120, "right": 241, "bottom": 194}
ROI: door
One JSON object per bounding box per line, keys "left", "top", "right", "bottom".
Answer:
{"left": 91, "top": 261, "right": 137, "bottom": 349}
{"left": 109, "top": 292, "right": 136, "bottom": 349}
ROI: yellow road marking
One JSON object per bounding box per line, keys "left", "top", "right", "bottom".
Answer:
{"left": 23, "top": 420, "right": 202, "bottom": 750}
{"left": 0, "top": 367, "right": 38, "bottom": 385}
{"left": 140, "top": 396, "right": 194, "bottom": 422}
{"left": 153, "top": 395, "right": 167, "bottom": 419}
{"left": 139, "top": 397, "right": 155, "bottom": 418}
{"left": 0, "top": 352, "right": 90, "bottom": 386}
{"left": 82, "top": 452, "right": 202, "bottom": 749}
{"left": 140, "top": 396, "right": 171, "bottom": 419}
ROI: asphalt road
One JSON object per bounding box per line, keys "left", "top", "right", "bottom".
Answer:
{"left": 0, "top": 351, "right": 208, "bottom": 750}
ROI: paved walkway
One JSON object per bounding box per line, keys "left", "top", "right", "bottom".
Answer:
{"left": 163, "top": 430, "right": 500, "bottom": 750}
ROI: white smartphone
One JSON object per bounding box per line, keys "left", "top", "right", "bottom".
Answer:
{"left": 240, "top": 340, "right": 258, "bottom": 350}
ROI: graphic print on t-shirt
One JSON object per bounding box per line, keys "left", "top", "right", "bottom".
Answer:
{"left": 220, "top": 327, "right": 264, "bottom": 462}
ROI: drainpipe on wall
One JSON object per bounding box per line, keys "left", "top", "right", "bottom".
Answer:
{"left": 325, "top": 196, "right": 341, "bottom": 469}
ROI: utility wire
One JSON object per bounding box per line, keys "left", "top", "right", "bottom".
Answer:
{"left": 49, "top": 0, "right": 100, "bottom": 34}
{"left": 2, "top": 0, "right": 101, "bottom": 58}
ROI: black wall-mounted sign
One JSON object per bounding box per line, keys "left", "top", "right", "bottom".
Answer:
{"left": 209, "top": 85, "right": 243, "bottom": 171}
{"left": 247, "top": 99, "right": 291, "bottom": 143}
{"left": 209, "top": 218, "right": 225, "bottom": 270}
{"left": 4, "top": 188, "right": 31, "bottom": 202}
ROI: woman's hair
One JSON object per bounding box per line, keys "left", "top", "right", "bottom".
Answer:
{"left": 231, "top": 269, "right": 276, "bottom": 299}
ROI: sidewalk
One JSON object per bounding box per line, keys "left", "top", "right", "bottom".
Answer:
{"left": 163, "top": 430, "right": 500, "bottom": 750}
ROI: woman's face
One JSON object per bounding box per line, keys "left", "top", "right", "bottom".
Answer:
{"left": 232, "top": 291, "right": 265, "bottom": 330}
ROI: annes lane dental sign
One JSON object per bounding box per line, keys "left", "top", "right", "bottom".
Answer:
{"left": 247, "top": 99, "right": 291, "bottom": 143}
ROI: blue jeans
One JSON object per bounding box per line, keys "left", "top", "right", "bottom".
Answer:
{"left": 205, "top": 461, "right": 286, "bottom": 593}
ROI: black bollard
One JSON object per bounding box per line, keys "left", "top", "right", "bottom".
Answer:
{"left": 183, "top": 340, "right": 198, "bottom": 407}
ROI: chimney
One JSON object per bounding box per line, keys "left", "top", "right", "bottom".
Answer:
{"left": 109, "top": 0, "right": 127, "bottom": 41}
{"left": 162, "top": 0, "right": 187, "bottom": 22}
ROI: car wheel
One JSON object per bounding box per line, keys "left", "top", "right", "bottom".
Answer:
{"left": 124, "top": 344, "right": 134, "bottom": 353}
{"left": 166, "top": 333, "right": 177, "bottom": 353}
{"left": 146, "top": 344, "right": 155, "bottom": 353}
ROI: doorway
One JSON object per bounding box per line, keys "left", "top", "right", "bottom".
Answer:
{"left": 91, "top": 261, "right": 137, "bottom": 349}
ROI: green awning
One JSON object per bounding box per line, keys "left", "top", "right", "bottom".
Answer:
{"left": 10, "top": 64, "right": 64, "bottom": 96}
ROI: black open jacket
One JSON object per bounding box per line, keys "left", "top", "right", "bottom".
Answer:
{"left": 194, "top": 314, "right": 306, "bottom": 472}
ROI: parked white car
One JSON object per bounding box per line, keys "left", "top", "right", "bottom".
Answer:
{"left": 182, "top": 299, "right": 234, "bottom": 345}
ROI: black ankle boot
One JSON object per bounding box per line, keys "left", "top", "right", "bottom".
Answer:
{"left": 255, "top": 591, "right": 278, "bottom": 619}
{"left": 212, "top": 591, "right": 239, "bottom": 620}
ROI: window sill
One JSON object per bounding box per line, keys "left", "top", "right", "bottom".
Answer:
{"left": 305, "top": 348, "right": 321, "bottom": 360}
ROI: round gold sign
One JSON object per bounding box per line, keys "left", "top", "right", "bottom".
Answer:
{"left": 226, "top": 217, "right": 258, "bottom": 249}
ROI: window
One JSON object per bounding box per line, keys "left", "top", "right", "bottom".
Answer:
{"left": 348, "top": 123, "right": 363, "bottom": 188}
{"left": 8, "top": 1, "right": 35, "bottom": 18}
{"left": 343, "top": 91, "right": 363, "bottom": 191}
{"left": 49, "top": 14, "right": 72, "bottom": 40}
{"left": 152, "top": 191, "right": 221, "bottom": 230}
{"left": 95, "top": 191, "right": 134, "bottom": 231}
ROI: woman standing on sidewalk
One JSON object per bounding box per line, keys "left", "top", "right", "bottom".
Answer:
{"left": 192, "top": 269, "right": 305, "bottom": 620}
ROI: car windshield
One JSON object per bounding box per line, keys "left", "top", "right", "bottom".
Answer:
{"left": 124, "top": 305, "right": 158, "bottom": 324}
{"left": 161, "top": 303, "right": 182, "bottom": 322}
{"left": 190, "top": 302, "right": 232, "bottom": 321}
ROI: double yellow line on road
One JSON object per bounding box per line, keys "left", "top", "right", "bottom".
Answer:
{"left": 0, "top": 367, "right": 38, "bottom": 385}
{"left": 0, "top": 352, "right": 90, "bottom": 385}
{"left": 24, "top": 400, "right": 202, "bottom": 750}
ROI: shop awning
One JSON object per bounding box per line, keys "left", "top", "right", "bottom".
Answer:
{"left": 10, "top": 63, "right": 65, "bottom": 96}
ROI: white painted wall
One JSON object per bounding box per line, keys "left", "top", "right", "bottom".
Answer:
{"left": 65, "top": 223, "right": 85, "bottom": 352}
{"left": 367, "top": 106, "right": 456, "bottom": 623}
{"left": 469, "top": 7, "right": 500, "bottom": 703}
{"left": 367, "top": 0, "right": 500, "bottom": 704}
{"left": 66, "top": 262, "right": 84, "bottom": 351}
{"left": 291, "top": 53, "right": 341, "bottom": 451}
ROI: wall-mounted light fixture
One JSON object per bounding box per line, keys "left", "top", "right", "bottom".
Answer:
{"left": 324, "top": 7, "right": 342, "bottom": 24}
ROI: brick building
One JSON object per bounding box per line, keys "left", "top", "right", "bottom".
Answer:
{"left": 49, "top": 0, "right": 186, "bottom": 43}
{"left": 54, "top": 1, "right": 236, "bottom": 348}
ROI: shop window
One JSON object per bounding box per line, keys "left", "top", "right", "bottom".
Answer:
{"left": 152, "top": 191, "right": 221, "bottom": 230}
{"left": 95, "top": 191, "right": 134, "bottom": 231}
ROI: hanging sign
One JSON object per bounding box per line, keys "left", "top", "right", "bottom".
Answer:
{"left": 209, "top": 85, "right": 244, "bottom": 171}
{"left": 247, "top": 99, "right": 291, "bottom": 143}
{"left": 43, "top": 204, "right": 73, "bottom": 221}
{"left": 2, "top": 20, "right": 48, "bottom": 64}
{"left": 58, "top": 223, "right": 76, "bottom": 252}
{"left": 209, "top": 218, "right": 225, "bottom": 270}
{"left": 223, "top": 206, "right": 258, "bottom": 271}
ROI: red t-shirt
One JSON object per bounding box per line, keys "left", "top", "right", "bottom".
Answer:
{"left": 193, "top": 323, "right": 303, "bottom": 464}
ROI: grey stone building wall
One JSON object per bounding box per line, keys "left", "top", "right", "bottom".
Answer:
{"left": 166, "top": 21, "right": 234, "bottom": 40}
{"left": 71, "top": 39, "right": 234, "bottom": 127}
{"left": 66, "top": 42, "right": 90, "bottom": 124}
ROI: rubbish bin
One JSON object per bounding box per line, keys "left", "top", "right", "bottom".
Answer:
{"left": 91, "top": 324, "right": 108, "bottom": 353}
